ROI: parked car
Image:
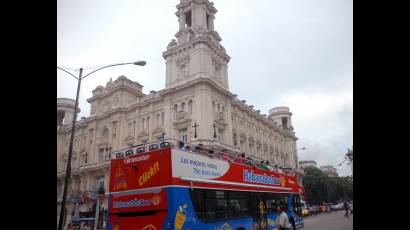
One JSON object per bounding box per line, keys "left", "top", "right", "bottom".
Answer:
{"left": 308, "top": 206, "right": 319, "bottom": 215}
{"left": 301, "top": 207, "right": 310, "bottom": 217}
{"left": 319, "top": 205, "right": 330, "bottom": 213}
{"left": 331, "top": 203, "right": 344, "bottom": 210}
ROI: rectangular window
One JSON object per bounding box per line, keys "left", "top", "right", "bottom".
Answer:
{"left": 98, "top": 148, "right": 105, "bottom": 162}
{"left": 206, "top": 13, "right": 210, "bottom": 30}
{"left": 133, "top": 121, "right": 136, "bottom": 137}
{"left": 185, "top": 10, "right": 192, "bottom": 27}
{"left": 217, "top": 129, "right": 224, "bottom": 142}
{"left": 179, "top": 128, "right": 188, "bottom": 144}
{"left": 282, "top": 117, "right": 288, "bottom": 129}
{"left": 96, "top": 176, "right": 105, "bottom": 189}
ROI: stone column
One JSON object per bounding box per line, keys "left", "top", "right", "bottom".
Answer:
{"left": 210, "top": 15, "right": 215, "bottom": 31}
{"left": 179, "top": 10, "right": 185, "bottom": 30}
{"left": 225, "top": 98, "right": 233, "bottom": 146}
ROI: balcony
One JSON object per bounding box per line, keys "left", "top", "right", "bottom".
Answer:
{"left": 177, "top": 111, "right": 189, "bottom": 120}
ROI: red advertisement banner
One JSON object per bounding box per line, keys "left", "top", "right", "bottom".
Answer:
{"left": 109, "top": 211, "right": 167, "bottom": 230}
{"left": 109, "top": 188, "right": 167, "bottom": 213}
{"left": 109, "top": 149, "right": 171, "bottom": 193}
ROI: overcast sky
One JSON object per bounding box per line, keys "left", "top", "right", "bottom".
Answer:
{"left": 57, "top": 0, "right": 353, "bottom": 176}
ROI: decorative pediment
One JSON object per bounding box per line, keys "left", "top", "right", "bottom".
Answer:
{"left": 177, "top": 111, "right": 189, "bottom": 120}
{"left": 123, "top": 135, "right": 134, "bottom": 142}
{"left": 138, "top": 130, "right": 149, "bottom": 138}
{"left": 214, "top": 112, "right": 225, "bottom": 122}
{"left": 176, "top": 54, "right": 190, "bottom": 64}
{"left": 153, "top": 127, "right": 164, "bottom": 135}
{"left": 173, "top": 117, "right": 192, "bottom": 130}
{"left": 97, "top": 139, "right": 109, "bottom": 148}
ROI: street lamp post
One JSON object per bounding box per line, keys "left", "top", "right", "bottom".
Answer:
{"left": 294, "top": 147, "right": 306, "bottom": 169}
{"left": 57, "top": 61, "right": 146, "bottom": 230}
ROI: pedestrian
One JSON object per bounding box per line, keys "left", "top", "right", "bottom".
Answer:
{"left": 343, "top": 201, "right": 349, "bottom": 218}
{"left": 275, "top": 206, "right": 292, "bottom": 230}
{"left": 349, "top": 201, "right": 353, "bottom": 215}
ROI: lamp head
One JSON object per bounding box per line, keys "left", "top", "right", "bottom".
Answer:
{"left": 133, "top": 61, "right": 146, "bottom": 66}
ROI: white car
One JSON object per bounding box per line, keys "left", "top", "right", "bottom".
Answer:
{"left": 331, "top": 203, "right": 344, "bottom": 210}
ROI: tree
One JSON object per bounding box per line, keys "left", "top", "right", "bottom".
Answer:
{"left": 346, "top": 148, "right": 353, "bottom": 163}
{"left": 302, "top": 167, "right": 353, "bottom": 205}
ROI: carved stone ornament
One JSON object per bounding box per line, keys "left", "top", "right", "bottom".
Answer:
{"left": 167, "top": 39, "right": 177, "bottom": 49}
{"left": 90, "top": 105, "right": 96, "bottom": 115}
{"left": 113, "top": 95, "right": 119, "bottom": 106}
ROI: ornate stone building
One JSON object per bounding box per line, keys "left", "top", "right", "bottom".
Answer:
{"left": 57, "top": 0, "right": 302, "bottom": 227}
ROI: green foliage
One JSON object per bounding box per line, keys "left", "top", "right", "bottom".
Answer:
{"left": 346, "top": 148, "right": 353, "bottom": 163}
{"left": 302, "top": 167, "right": 353, "bottom": 205}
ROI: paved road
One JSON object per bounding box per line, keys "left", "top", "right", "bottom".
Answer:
{"left": 304, "top": 210, "right": 353, "bottom": 230}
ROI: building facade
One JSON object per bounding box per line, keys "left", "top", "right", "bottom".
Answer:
{"left": 299, "top": 160, "right": 318, "bottom": 169}
{"left": 320, "top": 165, "right": 339, "bottom": 177}
{"left": 57, "top": 0, "right": 302, "bottom": 228}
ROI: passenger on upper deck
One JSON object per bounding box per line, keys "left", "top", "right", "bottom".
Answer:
{"left": 207, "top": 149, "right": 215, "bottom": 158}
{"left": 275, "top": 165, "right": 284, "bottom": 174}
{"left": 257, "top": 161, "right": 269, "bottom": 170}
{"left": 245, "top": 157, "right": 253, "bottom": 166}
{"left": 265, "top": 161, "right": 275, "bottom": 172}
{"left": 179, "top": 141, "right": 186, "bottom": 150}
{"left": 234, "top": 153, "right": 246, "bottom": 165}
{"left": 221, "top": 149, "right": 232, "bottom": 162}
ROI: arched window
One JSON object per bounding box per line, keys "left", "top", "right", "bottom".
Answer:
{"left": 174, "top": 104, "right": 178, "bottom": 119}
{"left": 142, "top": 118, "right": 145, "bottom": 130}
{"left": 128, "top": 122, "right": 132, "bottom": 136}
{"left": 156, "top": 113, "right": 160, "bottom": 128}
{"left": 217, "top": 103, "right": 220, "bottom": 112}
{"left": 180, "top": 64, "right": 187, "bottom": 79}
{"left": 222, "top": 106, "right": 225, "bottom": 114}
{"left": 212, "top": 101, "right": 215, "bottom": 113}
{"left": 188, "top": 100, "right": 193, "bottom": 115}
{"left": 181, "top": 102, "right": 185, "bottom": 112}
{"left": 133, "top": 121, "right": 136, "bottom": 136}
{"left": 146, "top": 116, "right": 150, "bottom": 131}
{"left": 102, "top": 126, "right": 109, "bottom": 139}
{"left": 161, "top": 112, "right": 165, "bottom": 127}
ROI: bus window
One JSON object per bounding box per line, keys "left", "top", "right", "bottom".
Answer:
{"left": 292, "top": 195, "right": 302, "bottom": 215}
{"left": 189, "top": 189, "right": 250, "bottom": 222}
{"left": 204, "top": 190, "right": 228, "bottom": 220}
{"left": 265, "top": 193, "right": 289, "bottom": 214}
{"left": 227, "top": 191, "right": 250, "bottom": 218}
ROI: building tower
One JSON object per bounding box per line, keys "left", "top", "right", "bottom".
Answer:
{"left": 268, "top": 107, "right": 293, "bottom": 130}
{"left": 268, "top": 107, "right": 297, "bottom": 168}
{"left": 57, "top": 98, "right": 80, "bottom": 126}
{"left": 163, "top": 0, "right": 230, "bottom": 90}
